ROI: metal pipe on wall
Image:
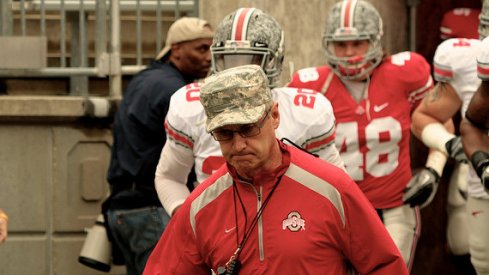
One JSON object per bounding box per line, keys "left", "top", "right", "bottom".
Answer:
{"left": 60, "top": 0, "right": 66, "bottom": 67}
{"left": 109, "top": 0, "right": 122, "bottom": 98}
{"left": 406, "top": 0, "right": 420, "bottom": 52}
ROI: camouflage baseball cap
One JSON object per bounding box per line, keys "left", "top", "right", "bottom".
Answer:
{"left": 200, "top": 64, "right": 273, "bottom": 132}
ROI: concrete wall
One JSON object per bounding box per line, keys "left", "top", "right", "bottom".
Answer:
{"left": 0, "top": 98, "right": 124, "bottom": 274}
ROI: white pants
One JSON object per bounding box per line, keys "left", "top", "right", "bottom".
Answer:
{"left": 446, "top": 163, "right": 470, "bottom": 255}
{"left": 467, "top": 196, "right": 489, "bottom": 275}
{"left": 379, "top": 204, "right": 421, "bottom": 272}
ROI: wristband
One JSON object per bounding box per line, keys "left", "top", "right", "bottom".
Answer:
{"left": 0, "top": 212, "right": 8, "bottom": 223}
{"left": 421, "top": 123, "right": 455, "bottom": 154}
{"left": 425, "top": 150, "right": 448, "bottom": 176}
{"left": 425, "top": 166, "right": 441, "bottom": 182}
{"left": 471, "top": 151, "right": 489, "bottom": 178}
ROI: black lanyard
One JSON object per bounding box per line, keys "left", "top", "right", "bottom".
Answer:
{"left": 218, "top": 174, "right": 284, "bottom": 275}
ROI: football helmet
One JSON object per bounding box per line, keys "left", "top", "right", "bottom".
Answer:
{"left": 479, "top": 0, "right": 489, "bottom": 39}
{"left": 211, "top": 8, "right": 284, "bottom": 87}
{"left": 323, "top": 0, "right": 383, "bottom": 80}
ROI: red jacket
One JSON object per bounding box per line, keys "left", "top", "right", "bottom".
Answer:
{"left": 144, "top": 141, "right": 407, "bottom": 274}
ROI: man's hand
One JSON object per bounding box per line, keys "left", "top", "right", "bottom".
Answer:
{"left": 403, "top": 167, "right": 441, "bottom": 208}
{"left": 0, "top": 211, "right": 8, "bottom": 245}
{"left": 445, "top": 136, "right": 468, "bottom": 163}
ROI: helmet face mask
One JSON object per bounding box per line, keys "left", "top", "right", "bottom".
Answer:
{"left": 212, "top": 40, "right": 269, "bottom": 75}
{"left": 480, "top": 0, "right": 489, "bottom": 40}
{"left": 211, "top": 8, "right": 284, "bottom": 87}
{"left": 324, "top": 39, "right": 381, "bottom": 80}
{"left": 323, "top": 0, "right": 383, "bottom": 80}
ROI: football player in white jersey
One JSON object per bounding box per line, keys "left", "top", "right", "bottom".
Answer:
{"left": 288, "top": 0, "right": 438, "bottom": 270}
{"left": 409, "top": 2, "right": 485, "bottom": 263}
{"left": 410, "top": 1, "right": 489, "bottom": 274}
{"left": 464, "top": 11, "right": 489, "bottom": 193}
{"left": 411, "top": 32, "right": 479, "bottom": 258}
{"left": 154, "top": 8, "right": 344, "bottom": 217}
{"left": 460, "top": 35, "right": 489, "bottom": 274}
{"left": 462, "top": 37, "right": 489, "bottom": 191}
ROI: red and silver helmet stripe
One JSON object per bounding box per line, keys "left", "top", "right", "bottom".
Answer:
{"left": 340, "top": 0, "right": 357, "bottom": 28}
{"left": 231, "top": 8, "right": 256, "bottom": 40}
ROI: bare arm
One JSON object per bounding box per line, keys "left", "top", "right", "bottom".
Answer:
{"left": 461, "top": 81, "right": 489, "bottom": 159}
{"left": 411, "top": 82, "right": 466, "bottom": 164}
{"left": 460, "top": 82, "right": 489, "bottom": 165}
{"left": 460, "top": 119, "right": 489, "bottom": 158}
{"left": 460, "top": 82, "right": 489, "bottom": 188}
{"left": 411, "top": 82, "right": 461, "bottom": 139}
{"left": 465, "top": 81, "right": 489, "bottom": 131}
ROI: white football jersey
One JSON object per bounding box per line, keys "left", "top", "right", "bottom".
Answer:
{"left": 477, "top": 36, "right": 489, "bottom": 80}
{"left": 433, "top": 38, "right": 488, "bottom": 199}
{"left": 156, "top": 83, "right": 343, "bottom": 214}
{"left": 433, "top": 38, "right": 481, "bottom": 117}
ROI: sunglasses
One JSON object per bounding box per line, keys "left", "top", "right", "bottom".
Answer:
{"left": 211, "top": 110, "right": 270, "bottom": 141}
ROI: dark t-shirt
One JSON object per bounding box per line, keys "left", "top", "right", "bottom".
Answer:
{"left": 107, "top": 61, "right": 195, "bottom": 192}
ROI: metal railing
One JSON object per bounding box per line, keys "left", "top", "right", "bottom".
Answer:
{"left": 0, "top": 0, "right": 198, "bottom": 97}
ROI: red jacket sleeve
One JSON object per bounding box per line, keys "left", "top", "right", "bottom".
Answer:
{"left": 341, "top": 178, "right": 409, "bottom": 274}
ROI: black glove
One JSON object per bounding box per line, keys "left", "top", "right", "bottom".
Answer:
{"left": 445, "top": 136, "right": 468, "bottom": 163}
{"left": 403, "top": 167, "right": 441, "bottom": 208}
{"left": 482, "top": 166, "right": 489, "bottom": 191}
{"left": 471, "top": 151, "right": 489, "bottom": 191}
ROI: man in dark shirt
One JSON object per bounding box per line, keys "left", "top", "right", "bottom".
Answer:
{"left": 104, "top": 17, "right": 214, "bottom": 275}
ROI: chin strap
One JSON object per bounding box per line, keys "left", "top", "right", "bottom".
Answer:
{"left": 364, "top": 76, "right": 371, "bottom": 121}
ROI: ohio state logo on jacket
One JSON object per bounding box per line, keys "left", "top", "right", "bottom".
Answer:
{"left": 282, "top": 211, "right": 306, "bottom": 232}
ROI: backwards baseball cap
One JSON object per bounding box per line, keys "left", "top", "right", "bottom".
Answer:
{"left": 200, "top": 64, "right": 273, "bottom": 133}
{"left": 156, "top": 17, "right": 214, "bottom": 60}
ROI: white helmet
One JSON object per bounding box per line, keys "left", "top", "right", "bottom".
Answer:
{"left": 480, "top": 0, "right": 489, "bottom": 39}
{"left": 211, "top": 8, "right": 285, "bottom": 87}
{"left": 323, "top": 0, "right": 383, "bottom": 80}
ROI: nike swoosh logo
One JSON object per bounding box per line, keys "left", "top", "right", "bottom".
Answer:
{"left": 224, "top": 227, "right": 236, "bottom": 233}
{"left": 373, "top": 103, "right": 389, "bottom": 112}
{"left": 472, "top": 210, "right": 483, "bottom": 217}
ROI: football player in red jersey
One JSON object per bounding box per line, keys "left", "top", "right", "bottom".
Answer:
{"left": 288, "top": 0, "right": 436, "bottom": 270}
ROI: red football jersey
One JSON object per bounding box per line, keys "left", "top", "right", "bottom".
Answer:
{"left": 288, "top": 52, "right": 433, "bottom": 209}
